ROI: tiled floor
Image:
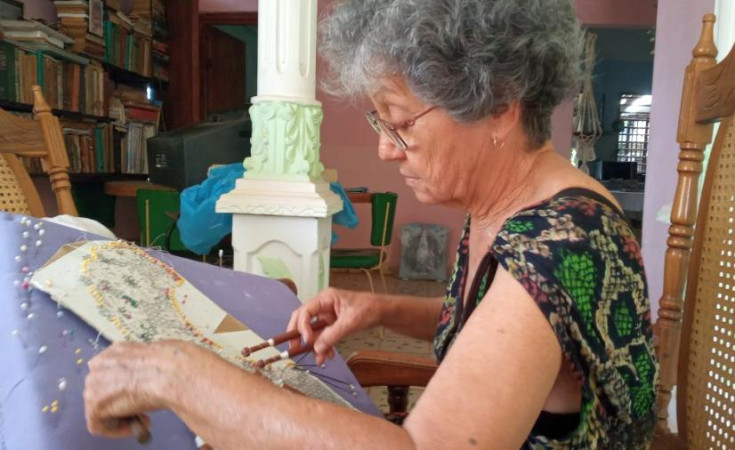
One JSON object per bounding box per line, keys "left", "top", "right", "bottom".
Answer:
{"left": 329, "top": 270, "right": 446, "bottom": 414}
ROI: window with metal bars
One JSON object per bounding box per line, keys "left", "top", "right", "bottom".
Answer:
{"left": 615, "top": 94, "right": 652, "bottom": 174}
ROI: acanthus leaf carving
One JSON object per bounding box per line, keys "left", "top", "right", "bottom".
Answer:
{"left": 244, "top": 101, "right": 324, "bottom": 179}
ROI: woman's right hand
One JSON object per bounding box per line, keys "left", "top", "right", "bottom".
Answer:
{"left": 287, "top": 288, "right": 382, "bottom": 365}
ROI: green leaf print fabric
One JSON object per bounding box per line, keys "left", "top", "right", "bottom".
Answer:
{"left": 433, "top": 189, "right": 658, "bottom": 449}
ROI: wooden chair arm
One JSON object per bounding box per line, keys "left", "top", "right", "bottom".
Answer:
{"left": 275, "top": 278, "right": 298, "bottom": 296}
{"left": 346, "top": 350, "right": 437, "bottom": 388}
{"left": 651, "top": 433, "right": 686, "bottom": 450}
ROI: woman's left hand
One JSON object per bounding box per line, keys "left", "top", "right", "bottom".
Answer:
{"left": 83, "top": 340, "right": 205, "bottom": 438}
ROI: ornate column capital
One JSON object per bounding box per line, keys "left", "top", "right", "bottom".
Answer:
{"left": 244, "top": 101, "right": 325, "bottom": 181}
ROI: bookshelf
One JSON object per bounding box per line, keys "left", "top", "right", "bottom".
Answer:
{"left": 0, "top": 0, "right": 170, "bottom": 178}
{"left": 0, "top": 97, "right": 112, "bottom": 121}
{"left": 104, "top": 61, "right": 163, "bottom": 87}
{"left": 31, "top": 172, "right": 148, "bottom": 183}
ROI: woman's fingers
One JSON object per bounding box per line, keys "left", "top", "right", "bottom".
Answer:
{"left": 287, "top": 288, "right": 371, "bottom": 361}
{"left": 312, "top": 319, "right": 347, "bottom": 354}
{"left": 314, "top": 347, "right": 336, "bottom": 366}
{"left": 287, "top": 309, "right": 303, "bottom": 350}
{"left": 86, "top": 413, "right": 151, "bottom": 440}
{"left": 295, "top": 290, "right": 339, "bottom": 343}
{"left": 86, "top": 415, "right": 134, "bottom": 438}
{"left": 84, "top": 342, "right": 182, "bottom": 438}
{"left": 84, "top": 368, "right": 140, "bottom": 438}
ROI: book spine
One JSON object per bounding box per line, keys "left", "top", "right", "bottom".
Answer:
{"left": 35, "top": 51, "right": 44, "bottom": 91}
{"left": 104, "top": 21, "right": 112, "bottom": 63}
{"left": 95, "top": 125, "right": 104, "bottom": 172}
{"left": 0, "top": 42, "right": 17, "bottom": 101}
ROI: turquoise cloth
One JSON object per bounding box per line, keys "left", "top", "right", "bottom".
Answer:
{"left": 178, "top": 163, "right": 358, "bottom": 255}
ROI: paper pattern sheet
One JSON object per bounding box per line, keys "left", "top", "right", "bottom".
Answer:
{"left": 30, "top": 241, "right": 353, "bottom": 408}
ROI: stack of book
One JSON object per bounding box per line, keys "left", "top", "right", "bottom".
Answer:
{"left": 135, "top": 22, "right": 152, "bottom": 77}
{"left": 150, "top": 0, "right": 167, "bottom": 81}
{"left": 122, "top": 121, "right": 155, "bottom": 174}
{"left": 104, "top": 0, "right": 120, "bottom": 10}
{"left": 103, "top": 8, "right": 151, "bottom": 76}
{"left": 55, "top": 0, "right": 106, "bottom": 59}
{"left": 129, "top": 14, "right": 152, "bottom": 77}
{"left": 0, "top": 20, "right": 73, "bottom": 49}
{"left": 103, "top": 9, "right": 131, "bottom": 68}
{"left": 0, "top": 37, "right": 106, "bottom": 115}
{"left": 0, "top": 40, "right": 19, "bottom": 101}
{"left": 130, "top": 0, "right": 151, "bottom": 18}
{"left": 1, "top": 41, "right": 38, "bottom": 104}
{"left": 131, "top": 0, "right": 166, "bottom": 81}
{"left": 109, "top": 86, "right": 160, "bottom": 174}
{"left": 61, "top": 121, "right": 115, "bottom": 174}
{"left": 151, "top": 39, "right": 167, "bottom": 80}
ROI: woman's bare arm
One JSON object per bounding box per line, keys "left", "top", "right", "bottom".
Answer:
{"left": 86, "top": 266, "right": 561, "bottom": 449}
{"left": 378, "top": 294, "right": 444, "bottom": 341}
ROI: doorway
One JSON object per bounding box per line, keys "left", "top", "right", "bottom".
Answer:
{"left": 199, "top": 13, "right": 257, "bottom": 120}
{"left": 572, "top": 27, "right": 655, "bottom": 239}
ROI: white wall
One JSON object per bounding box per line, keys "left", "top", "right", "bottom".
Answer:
{"left": 642, "top": 0, "right": 735, "bottom": 433}
{"left": 642, "top": 0, "right": 716, "bottom": 323}
{"left": 715, "top": 0, "right": 735, "bottom": 53}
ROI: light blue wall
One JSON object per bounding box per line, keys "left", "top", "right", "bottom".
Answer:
{"left": 588, "top": 28, "right": 654, "bottom": 161}
{"left": 215, "top": 25, "right": 258, "bottom": 103}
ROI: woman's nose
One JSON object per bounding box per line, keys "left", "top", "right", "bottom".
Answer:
{"left": 377, "top": 134, "right": 406, "bottom": 161}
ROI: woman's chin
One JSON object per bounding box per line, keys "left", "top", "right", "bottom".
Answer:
{"left": 411, "top": 188, "right": 439, "bottom": 204}
{"left": 406, "top": 178, "right": 440, "bottom": 204}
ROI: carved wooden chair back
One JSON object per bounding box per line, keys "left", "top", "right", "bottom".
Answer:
{"left": 0, "top": 86, "right": 77, "bottom": 217}
{"left": 654, "top": 14, "right": 735, "bottom": 449}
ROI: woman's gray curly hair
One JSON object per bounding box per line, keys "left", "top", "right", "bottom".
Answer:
{"left": 320, "top": 0, "right": 583, "bottom": 148}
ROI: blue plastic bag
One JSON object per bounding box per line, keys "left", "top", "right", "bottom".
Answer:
{"left": 179, "top": 163, "right": 245, "bottom": 255}
{"left": 330, "top": 181, "right": 359, "bottom": 244}
{"left": 178, "top": 164, "right": 359, "bottom": 254}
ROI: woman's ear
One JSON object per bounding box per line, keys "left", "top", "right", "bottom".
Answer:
{"left": 491, "top": 101, "right": 522, "bottom": 143}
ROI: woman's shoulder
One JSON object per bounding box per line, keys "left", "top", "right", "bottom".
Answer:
{"left": 500, "top": 186, "right": 631, "bottom": 239}
{"left": 491, "top": 186, "right": 643, "bottom": 274}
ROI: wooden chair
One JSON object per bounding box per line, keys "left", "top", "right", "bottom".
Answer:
{"left": 349, "top": 17, "right": 735, "bottom": 440}
{"left": 652, "top": 13, "right": 735, "bottom": 449}
{"left": 0, "top": 86, "right": 77, "bottom": 217}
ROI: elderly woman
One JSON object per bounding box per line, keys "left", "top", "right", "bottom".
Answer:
{"left": 84, "top": 0, "right": 658, "bottom": 448}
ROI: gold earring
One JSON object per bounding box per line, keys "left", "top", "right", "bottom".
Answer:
{"left": 492, "top": 135, "right": 505, "bottom": 149}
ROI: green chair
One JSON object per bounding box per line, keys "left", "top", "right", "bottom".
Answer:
{"left": 71, "top": 183, "right": 116, "bottom": 229}
{"left": 330, "top": 192, "right": 398, "bottom": 293}
{"left": 135, "top": 189, "right": 187, "bottom": 252}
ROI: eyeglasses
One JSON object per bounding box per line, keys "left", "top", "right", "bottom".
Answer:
{"left": 365, "top": 106, "right": 437, "bottom": 150}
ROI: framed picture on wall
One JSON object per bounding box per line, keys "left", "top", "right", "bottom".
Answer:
{"left": 88, "top": 0, "right": 104, "bottom": 37}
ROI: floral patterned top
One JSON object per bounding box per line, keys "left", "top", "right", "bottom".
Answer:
{"left": 434, "top": 188, "right": 658, "bottom": 449}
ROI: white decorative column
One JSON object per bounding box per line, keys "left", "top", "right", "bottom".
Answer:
{"left": 217, "top": 0, "right": 342, "bottom": 301}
